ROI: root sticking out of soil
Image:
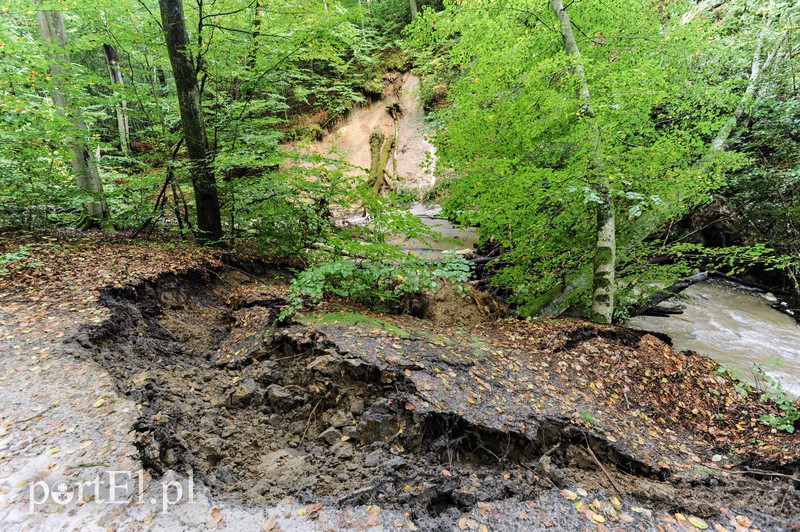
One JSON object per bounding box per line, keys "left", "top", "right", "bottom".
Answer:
{"left": 70, "top": 267, "right": 799, "bottom": 529}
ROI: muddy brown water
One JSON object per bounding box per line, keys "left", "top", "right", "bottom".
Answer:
{"left": 630, "top": 279, "right": 800, "bottom": 398}
{"left": 397, "top": 204, "right": 479, "bottom": 258}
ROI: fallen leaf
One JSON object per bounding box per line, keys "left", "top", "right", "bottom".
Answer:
{"left": 561, "top": 489, "right": 578, "bottom": 501}
{"left": 263, "top": 515, "right": 278, "bottom": 531}
{"left": 688, "top": 516, "right": 709, "bottom": 530}
{"left": 306, "top": 502, "right": 322, "bottom": 515}
{"left": 735, "top": 515, "right": 752, "bottom": 528}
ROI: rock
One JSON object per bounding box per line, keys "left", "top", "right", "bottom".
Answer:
{"left": 216, "top": 467, "right": 236, "bottom": 485}
{"left": 329, "top": 410, "right": 352, "bottom": 429}
{"left": 332, "top": 441, "right": 354, "bottom": 459}
{"left": 229, "top": 377, "right": 257, "bottom": 406}
{"left": 384, "top": 456, "right": 406, "bottom": 470}
{"left": 267, "top": 384, "right": 296, "bottom": 411}
{"left": 342, "top": 425, "right": 358, "bottom": 440}
{"left": 357, "top": 399, "right": 403, "bottom": 444}
{"left": 364, "top": 450, "right": 382, "bottom": 468}
{"left": 269, "top": 414, "right": 281, "bottom": 427}
{"left": 256, "top": 361, "right": 279, "bottom": 386}
{"left": 350, "top": 397, "right": 365, "bottom": 415}
{"left": 452, "top": 488, "right": 477, "bottom": 507}
{"left": 318, "top": 427, "right": 342, "bottom": 446}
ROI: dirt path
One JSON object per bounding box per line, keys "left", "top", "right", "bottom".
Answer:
{"left": 1, "top": 233, "right": 798, "bottom": 531}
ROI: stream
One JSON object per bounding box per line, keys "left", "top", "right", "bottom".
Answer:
{"left": 629, "top": 279, "right": 800, "bottom": 398}
{"left": 398, "top": 204, "right": 479, "bottom": 258}
{"left": 300, "top": 70, "right": 800, "bottom": 401}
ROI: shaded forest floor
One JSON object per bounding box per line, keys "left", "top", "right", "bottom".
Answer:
{"left": 0, "top": 231, "right": 798, "bottom": 531}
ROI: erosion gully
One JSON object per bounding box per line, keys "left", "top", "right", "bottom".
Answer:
{"left": 69, "top": 266, "right": 798, "bottom": 531}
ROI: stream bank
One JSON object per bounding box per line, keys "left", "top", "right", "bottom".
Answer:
{"left": 74, "top": 267, "right": 799, "bottom": 529}
{"left": 0, "top": 230, "right": 798, "bottom": 530}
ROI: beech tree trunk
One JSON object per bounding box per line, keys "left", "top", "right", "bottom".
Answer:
{"left": 246, "top": 1, "right": 263, "bottom": 70}
{"left": 158, "top": 0, "right": 223, "bottom": 244}
{"left": 36, "top": 7, "right": 110, "bottom": 225}
{"left": 707, "top": 1, "right": 775, "bottom": 154}
{"left": 409, "top": 0, "right": 417, "bottom": 21}
{"left": 102, "top": 44, "right": 130, "bottom": 154}
{"left": 549, "top": 0, "right": 616, "bottom": 323}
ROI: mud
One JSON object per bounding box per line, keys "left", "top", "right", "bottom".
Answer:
{"left": 73, "top": 268, "right": 799, "bottom": 530}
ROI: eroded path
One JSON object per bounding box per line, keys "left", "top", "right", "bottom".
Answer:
{"left": 0, "top": 233, "right": 798, "bottom": 530}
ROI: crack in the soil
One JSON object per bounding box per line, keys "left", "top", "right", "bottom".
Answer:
{"left": 67, "top": 268, "right": 800, "bottom": 528}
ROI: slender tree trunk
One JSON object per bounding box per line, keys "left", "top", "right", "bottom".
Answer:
{"left": 35, "top": 7, "right": 110, "bottom": 225}
{"left": 158, "top": 0, "right": 223, "bottom": 244}
{"left": 246, "top": 1, "right": 263, "bottom": 70}
{"left": 409, "top": 0, "right": 417, "bottom": 22}
{"left": 707, "top": 0, "right": 775, "bottom": 154}
{"left": 550, "top": 0, "right": 615, "bottom": 323}
{"left": 103, "top": 44, "right": 130, "bottom": 154}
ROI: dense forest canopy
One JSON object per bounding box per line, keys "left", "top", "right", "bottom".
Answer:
{"left": 1, "top": 0, "right": 799, "bottom": 321}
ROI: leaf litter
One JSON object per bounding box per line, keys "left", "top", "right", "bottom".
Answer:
{"left": 0, "top": 231, "right": 798, "bottom": 530}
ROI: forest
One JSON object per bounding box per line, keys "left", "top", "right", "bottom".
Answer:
{"left": 1, "top": 0, "right": 799, "bottom": 530}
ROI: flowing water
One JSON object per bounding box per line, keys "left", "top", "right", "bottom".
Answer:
{"left": 399, "top": 204, "right": 479, "bottom": 258}
{"left": 295, "top": 73, "right": 800, "bottom": 398}
{"left": 629, "top": 279, "right": 800, "bottom": 398}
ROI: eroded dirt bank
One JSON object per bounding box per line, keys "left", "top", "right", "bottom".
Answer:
{"left": 73, "top": 267, "right": 799, "bottom": 530}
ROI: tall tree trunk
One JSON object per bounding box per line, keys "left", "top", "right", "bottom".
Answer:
{"left": 35, "top": 7, "right": 110, "bottom": 225}
{"left": 549, "top": 0, "right": 616, "bottom": 323}
{"left": 246, "top": 1, "right": 263, "bottom": 70}
{"left": 707, "top": 0, "right": 775, "bottom": 154}
{"left": 102, "top": 44, "right": 130, "bottom": 154}
{"left": 158, "top": 0, "right": 223, "bottom": 244}
{"left": 409, "top": 0, "right": 417, "bottom": 22}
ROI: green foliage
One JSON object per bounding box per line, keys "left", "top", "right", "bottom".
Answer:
{"left": 715, "top": 362, "right": 799, "bottom": 434}
{"left": 0, "top": 244, "right": 40, "bottom": 276}
{"left": 281, "top": 253, "right": 471, "bottom": 318}
{"left": 407, "top": 0, "right": 738, "bottom": 316}
{"left": 752, "top": 363, "right": 799, "bottom": 434}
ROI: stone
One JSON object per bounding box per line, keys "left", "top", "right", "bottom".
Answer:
{"left": 332, "top": 441, "right": 354, "bottom": 459}
{"left": 329, "top": 410, "right": 352, "bottom": 429}
{"left": 364, "top": 450, "right": 382, "bottom": 468}
{"left": 384, "top": 456, "right": 406, "bottom": 470}
{"left": 267, "top": 384, "right": 296, "bottom": 411}
{"left": 349, "top": 397, "right": 365, "bottom": 415}
{"left": 229, "top": 377, "right": 257, "bottom": 407}
{"left": 318, "top": 427, "right": 342, "bottom": 446}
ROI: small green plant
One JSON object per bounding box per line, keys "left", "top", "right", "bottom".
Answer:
{"left": 280, "top": 254, "right": 472, "bottom": 320}
{"left": 752, "top": 363, "right": 799, "bottom": 433}
{"left": 0, "top": 245, "right": 39, "bottom": 276}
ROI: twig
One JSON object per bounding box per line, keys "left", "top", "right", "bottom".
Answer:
{"left": 584, "top": 436, "right": 623, "bottom": 496}
{"left": 299, "top": 394, "right": 328, "bottom": 445}
{"left": 335, "top": 485, "right": 375, "bottom": 505}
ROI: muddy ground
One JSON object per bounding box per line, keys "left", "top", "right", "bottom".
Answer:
{"left": 63, "top": 266, "right": 799, "bottom": 531}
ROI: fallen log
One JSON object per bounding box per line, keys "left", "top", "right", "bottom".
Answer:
{"left": 635, "top": 271, "right": 708, "bottom": 317}
{"left": 369, "top": 127, "right": 394, "bottom": 194}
